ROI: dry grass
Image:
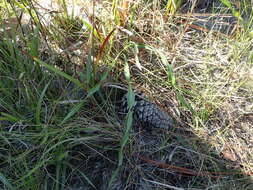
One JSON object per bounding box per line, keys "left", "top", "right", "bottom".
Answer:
{"left": 0, "top": 0, "right": 252, "bottom": 189}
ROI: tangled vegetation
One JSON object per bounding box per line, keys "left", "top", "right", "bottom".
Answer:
{"left": 0, "top": 0, "right": 252, "bottom": 189}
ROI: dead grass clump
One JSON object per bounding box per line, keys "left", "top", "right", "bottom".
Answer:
{"left": 0, "top": 0, "right": 253, "bottom": 189}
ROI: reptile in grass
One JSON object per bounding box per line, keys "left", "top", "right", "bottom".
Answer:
{"left": 119, "top": 92, "right": 174, "bottom": 130}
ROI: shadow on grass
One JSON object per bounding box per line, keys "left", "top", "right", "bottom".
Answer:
{"left": 0, "top": 38, "right": 252, "bottom": 190}
{"left": 58, "top": 116, "right": 253, "bottom": 190}
{"left": 0, "top": 72, "right": 252, "bottom": 190}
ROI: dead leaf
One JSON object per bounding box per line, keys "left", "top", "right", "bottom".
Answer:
{"left": 221, "top": 145, "right": 238, "bottom": 161}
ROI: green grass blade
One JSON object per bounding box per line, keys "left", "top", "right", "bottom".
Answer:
{"left": 60, "top": 100, "right": 85, "bottom": 125}
{"left": 0, "top": 172, "right": 15, "bottom": 190}
{"left": 118, "top": 87, "right": 134, "bottom": 167}
{"left": 134, "top": 43, "right": 142, "bottom": 70}
{"left": 86, "top": 65, "right": 111, "bottom": 98}
{"left": 165, "top": 0, "right": 183, "bottom": 14}
{"left": 124, "top": 61, "right": 131, "bottom": 81}
{"left": 108, "top": 62, "right": 134, "bottom": 189}
{"left": 0, "top": 112, "right": 19, "bottom": 123}
{"left": 82, "top": 19, "right": 101, "bottom": 41}
{"left": 55, "top": 161, "right": 61, "bottom": 190}
{"left": 86, "top": 83, "right": 100, "bottom": 98}
{"left": 17, "top": 158, "right": 49, "bottom": 184}
{"left": 35, "top": 81, "right": 50, "bottom": 125}
{"left": 176, "top": 92, "right": 195, "bottom": 114}
{"left": 219, "top": 0, "right": 243, "bottom": 20}
{"left": 60, "top": 163, "right": 67, "bottom": 190}
{"left": 77, "top": 169, "right": 97, "bottom": 190}
{"left": 33, "top": 57, "right": 82, "bottom": 88}
{"left": 86, "top": 50, "right": 95, "bottom": 86}
{"left": 28, "top": 27, "right": 39, "bottom": 58}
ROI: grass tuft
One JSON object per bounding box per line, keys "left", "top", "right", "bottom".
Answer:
{"left": 0, "top": 0, "right": 252, "bottom": 189}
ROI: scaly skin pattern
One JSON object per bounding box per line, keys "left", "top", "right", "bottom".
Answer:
{"left": 120, "top": 93, "right": 174, "bottom": 130}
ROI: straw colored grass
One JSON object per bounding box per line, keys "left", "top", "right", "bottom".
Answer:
{"left": 0, "top": 0, "right": 252, "bottom": 189}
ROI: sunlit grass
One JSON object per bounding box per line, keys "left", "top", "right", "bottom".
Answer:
{"left": 0, "top": 0, "right": 252, "bottom": 189}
